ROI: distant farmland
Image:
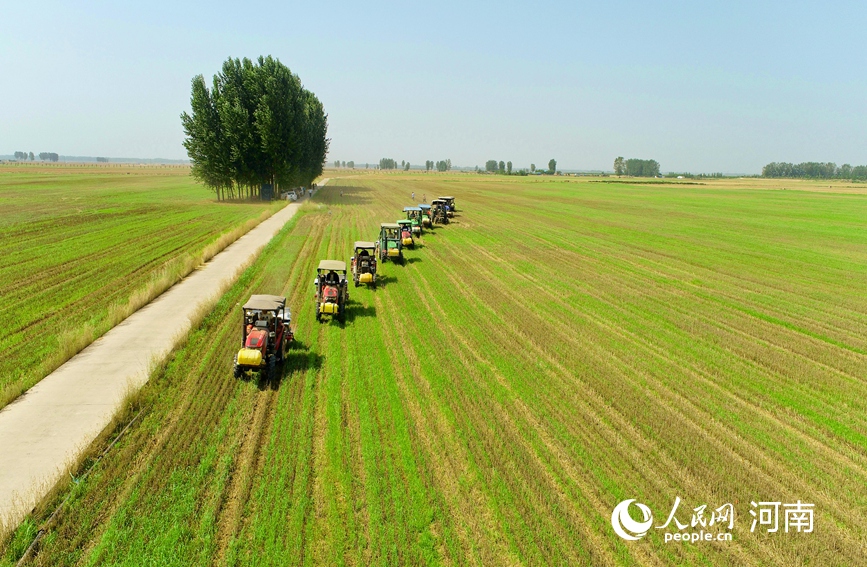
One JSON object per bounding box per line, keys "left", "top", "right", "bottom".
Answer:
{"left": 3, "top": 174, "right": 865, "bottom": 566}
{"left": 0, "top": 164, "right": 284, "bottom": 409}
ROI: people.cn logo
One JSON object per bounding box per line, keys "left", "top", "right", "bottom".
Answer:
{"left": 611, "top": 499, "right": 654, "bottom": 541}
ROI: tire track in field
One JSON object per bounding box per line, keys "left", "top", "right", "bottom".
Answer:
{"left": 213, "top": 386, "right": 279, "bottom": 563}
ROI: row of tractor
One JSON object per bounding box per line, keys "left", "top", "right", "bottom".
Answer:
{"left": 233, "top": 195, "right": 457, "bottom": 379}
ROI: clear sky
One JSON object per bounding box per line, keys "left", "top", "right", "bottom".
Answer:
{"left": 2, "top": 0, "right": 865, "bottom": 173}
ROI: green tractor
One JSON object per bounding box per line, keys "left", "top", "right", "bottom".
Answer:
{"left": 418, "top": 204, "right": 433, "bottom": 228}
{"left": 314, "top": 260, "right": 349, "bottom": 322}
{"left": 377, "top": 223, "right": 404, "bottom": 263}
{"left": 350, "top": 241, "right": 377, "bottom": 288}
{"left": 439, "top": 196, "right": 456, "bottom": 217}
{"left": 430, "top": 199, "right": 449, "bottom": 225}
{"left": 397, "top": 220, "right": 415, "bottom": 249}
{"left": 404, "top": 207, "right": 423, "bottom": 235}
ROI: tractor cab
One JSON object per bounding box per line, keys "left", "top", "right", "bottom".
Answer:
{"left": 397, "top": 220, "right": 415, "bottom": 249}
{"left": 314, "top": 260, "right": 349, "bottom": 322}
{"left": 351, "top": 241, "right": 378, "bottom": 288}
{"left": 404, "top": 207, "right": 423, "bottom": 235}
{"left": 418, "top": 204, "right": 433, "bottom": 228}
{"left": 439, "top": 196, "right": 456, "bottom": 217}
{"left": 430, "top": 200, "right": 449, "bottom": 225}
{"left": 377, "top": 223, "right": 403, "bottom": 263}
{"left": 234, "top": 294, "right": 292, "bottom": 380}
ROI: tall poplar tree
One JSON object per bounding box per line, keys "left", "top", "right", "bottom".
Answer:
{"left": 182, "top": 56, "right": 329, "bottom": 200}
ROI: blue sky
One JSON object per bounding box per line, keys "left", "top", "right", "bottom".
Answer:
{"left": 2, "top": 0, "right": 865, "bottom": 173}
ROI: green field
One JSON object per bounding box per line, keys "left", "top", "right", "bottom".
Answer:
{"left": 3, "top": 173, "right": 866, "bottom": 566}
{"left": 0, "top": 164, "right": 284, "bottom": 409}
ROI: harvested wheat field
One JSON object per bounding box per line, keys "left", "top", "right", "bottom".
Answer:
{"left": 3, "top": 173, "right": 866, "bottom": 566}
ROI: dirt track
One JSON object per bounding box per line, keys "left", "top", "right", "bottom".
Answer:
{"left": 0, "top": 181, "right": 327, "bottom": 529}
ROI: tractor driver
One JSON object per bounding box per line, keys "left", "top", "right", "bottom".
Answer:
{"left": 325, "top": 270, "right": 339, "bottom": 285}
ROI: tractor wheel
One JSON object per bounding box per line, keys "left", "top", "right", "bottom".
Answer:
{"left": 268, "top": 355, "right": 276, "bottom": 380}
{"left": 316, "top": 310, "right": 322, "bottom": 322}
{"left": 233, "top": 364, "right": 242, "bottom": 379}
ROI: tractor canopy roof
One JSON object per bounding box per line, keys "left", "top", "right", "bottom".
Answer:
{"left": 439, "top": 196, "right": 455, "bottom": 200}
{"left": 354, "top": 241, "right": 376, "bottom": 251}
{"left": 397, "top": 219, "right": 412, "bottom": 225}
{"left": 243, "top": 294, "right": 286, "bottom": 311}
{"left": 404, "top": 206, "right": 421, "bottom": 212}
{"left": 381, "top": 222, "right": 400, "bottom": 228}
{"left": 317, "top": 260, "right": 347, "bottom": 272}
{"left": 430, "top": 199, "right": 444, "bottom": 204}
{"left": 418, "top": 204, "right": 431, "bottom": 210}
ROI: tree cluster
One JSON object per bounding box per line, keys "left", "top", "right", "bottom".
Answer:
{"left": 761, "top": 161, "right": 867, "bottom": 180}
{"left": 423, "top": 159, "right": 451, "bottom": 172}
{"left": 482, "top": 160, "right": 520, "bottom": 175}
{"left": 614, "top": 157, "right": 660, "bottom": 177}
{"left": 96, "top": 157, "right": 109, "bottom": 163}
{"left": 435, "top": 159, "right": 451, "bottom": 172}
{"left": 38, "top": 152, "right": 59, "bottom": 162}
{"left": 380, "top": 158, "right": 398, "bottom": 170}
{"left": 181, "top": 56, "right": 329, "bottom": 201}
{"left": 13, "top": 151, "right": 34, "bottom": 161}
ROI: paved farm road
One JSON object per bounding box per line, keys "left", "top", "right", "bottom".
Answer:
{"left": 0, "top": 180, "right": 328, "bottom": 529}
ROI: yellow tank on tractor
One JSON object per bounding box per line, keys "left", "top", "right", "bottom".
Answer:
{"left": 376, "top": 223, "right": 403, "bottom": 263}
{"left": 351, "top": 241, "right": 377, "bottom": 288}
{"left": 404, "top": 207, "right": 423, "bottom": 235}
{"left": 418, "top": 204, "right": 433, "bottom": 228}
{"left": 314, "top": 260, "right": 349, "bottom": 322}
{"left": 233, "top": 295, "right": 292, "bottom": 380}
{"left": 397, "top": 220, "right": 415, "bottom": 249}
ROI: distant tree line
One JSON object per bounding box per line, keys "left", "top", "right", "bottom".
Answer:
{"left": 181, "top": 56, "right": 328, "bottom": 201}
{"left": 380, "top": 158, "right": 398, "bottom": 169}
{"left": 38, "top": 152, "right": 59, "bottom": 162}
{"left": 481, "top": 159, "right": 544, "bottom": 176}
{"left": 613, "top": 157, "right": 660, "bottom": 177}
{"left": 96, "top": 157, "right": 109, "bottom": 163}
{"left": 13, "top": 151, "right": 34, "bottom": 161}
{"left": 420, "top": 159, "right": 451, "bottom": 172}
{"left": 761, "top": 161, "right": 867, "bottom": 180}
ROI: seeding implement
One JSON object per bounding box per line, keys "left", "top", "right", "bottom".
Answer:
{"left": 233, "top": 294, "right": 292, "bottom": 379}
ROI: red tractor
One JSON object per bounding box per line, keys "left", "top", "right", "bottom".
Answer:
{"left": 233, "top": 295, "right": 293, "bottom": 380}
{"left": 314, "top": 260, "right": 349, "bottom": 322}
